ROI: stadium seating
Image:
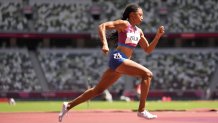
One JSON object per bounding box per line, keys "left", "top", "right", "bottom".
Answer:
{"left": 0, "top": 0, "right": 218, "bottom": 100}
{"left": 133, "top": 49, "right": 218, "bottom": 91}
{"left": 0, "top": 1, "right": 27, "bottom": 32}
{"left": 37, "top": 48, "right": 218, "bottom": 92}
{"left": 37, "top": 49, "right": 127, "bottom": 92}
{"left": 0, "top": 48, "right": 217, "bottom": 98}
{"left": 0, "top": 49, "right": 42, "bottom": 92}
{"left": 0, "top": 0, "right": 218, "bottom": 33}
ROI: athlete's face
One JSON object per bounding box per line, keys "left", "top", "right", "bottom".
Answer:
{"left": 131, "top": 8, "right": 143, "bottom": 25}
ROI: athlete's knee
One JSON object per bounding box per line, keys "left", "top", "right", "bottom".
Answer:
{"left": 148, "top": 71, "right": 153, "bottom": 78}
{"left": 142, "top": 71, "right": 153, "bottom": 80}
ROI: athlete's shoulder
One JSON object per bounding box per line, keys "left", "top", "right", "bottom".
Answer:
{"left": 113, "top": 20, "right": 129, "bottom": 27}
{"left": 113, "top": 20, "right": 129, "bottom": 32}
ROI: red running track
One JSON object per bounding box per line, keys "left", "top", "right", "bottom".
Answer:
{"left": 0, "top": 110, "right": 218, "bottom": 123}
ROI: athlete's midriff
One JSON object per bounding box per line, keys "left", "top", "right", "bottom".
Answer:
{"left": 116, "top": 45, "right": 133, "bottom": 59}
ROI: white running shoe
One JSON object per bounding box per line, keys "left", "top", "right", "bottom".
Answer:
{"left": 58, "top": 102, "right": 69, "bottom": 122}
{"left": 137, "top": 110, "right": 157, "bottom": 119}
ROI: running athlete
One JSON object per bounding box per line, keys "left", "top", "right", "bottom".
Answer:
{"left": 59, "top": 3, "right": 165, "bottom": 122}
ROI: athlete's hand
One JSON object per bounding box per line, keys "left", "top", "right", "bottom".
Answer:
{"left": 157, "top": 26, "right": 165, "bottom": 37}
{"left": 102, "top": 45, "right": 109, "bottom": 55}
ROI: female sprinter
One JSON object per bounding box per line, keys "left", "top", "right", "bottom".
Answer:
{"left": 59, "top": 3, "right": 165, "bottom": 122}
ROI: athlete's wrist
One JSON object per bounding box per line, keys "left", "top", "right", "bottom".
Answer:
{"left": 155, "top": 34, "right": 161, "bottom": 39}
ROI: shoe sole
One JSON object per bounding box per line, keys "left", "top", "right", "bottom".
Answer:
{"left": 137, "top": 114, "right": 157, "bottom": 119}
{"left": 59, "top": 102, "right": 68, "bottom": 122}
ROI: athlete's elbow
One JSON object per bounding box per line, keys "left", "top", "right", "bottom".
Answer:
{"left": 98, "top": 23, "right": 105, "bottom": 31}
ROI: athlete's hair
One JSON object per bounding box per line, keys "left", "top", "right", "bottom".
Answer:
{"left": 108, "top": 3, "right": 140, "bottom": 45}
{"left": 122, "top": 3, "right": 140, "bottom": 20}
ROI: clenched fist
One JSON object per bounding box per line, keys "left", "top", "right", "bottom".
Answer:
{"left": 157, "top": 26, "right": 165, "bottom": 37}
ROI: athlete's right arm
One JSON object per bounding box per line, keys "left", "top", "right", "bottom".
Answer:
{"left": 98, "top": 20, "right": 128, "bottom": 55}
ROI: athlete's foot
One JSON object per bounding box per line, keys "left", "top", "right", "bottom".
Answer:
{"left": 137, "top": 110, "right": 157, "bottom": 119}
{"left": 58, "top": 102, "right": 69, "bottom": 122}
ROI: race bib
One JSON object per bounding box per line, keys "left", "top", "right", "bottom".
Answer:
{"left": 125, "top": 32, "right": 140, "bottom": 44}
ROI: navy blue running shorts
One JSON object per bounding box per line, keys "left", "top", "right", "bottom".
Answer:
{"left": 108, "top": 50, "right": 127, "bottom": 70}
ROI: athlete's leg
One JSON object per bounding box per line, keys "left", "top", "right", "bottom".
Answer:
{"left": 67, "top": 68, "right": 121, "bottom": 110}
{"left": 115, "top": 59, "right": 152, "bottom": 112}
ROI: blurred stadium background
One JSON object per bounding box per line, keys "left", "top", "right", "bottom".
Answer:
{"left": 0, "top": 0, "right": 218, "bottom": 102}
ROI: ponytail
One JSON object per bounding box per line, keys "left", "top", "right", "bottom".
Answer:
{"left": 107, "top": 3, "right": 140, "bottom": 46}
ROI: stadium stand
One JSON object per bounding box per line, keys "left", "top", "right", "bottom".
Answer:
{"left": 0, "top": 0, "right": 217, "bottom": 33}
{"left": 0, "top": 1, "right": 26, "bottom": 32}
{"left": 37, "top": 49, "right": 125, "bottom": 92}
{"left": 0, "top": 49, "right": 42, "bottom": 92}
{"left": 0, "top": 0, "right": 218, "bottom": 100}
{"left": 1, "top": 48, "right": 216, "bottom": 99}
{"left": 36, "top": 48, "right": 218, "bottom": 93}
{"left": 133, "top": 49, "right": 218, "bottom": 91}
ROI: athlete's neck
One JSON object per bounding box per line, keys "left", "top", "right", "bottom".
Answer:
{"left": 128, "top": 20, "right": 136, "bottom": 27}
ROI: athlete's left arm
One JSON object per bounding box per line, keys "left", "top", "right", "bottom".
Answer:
{"left": 139, "top": 26, "right": 165, "bottom": 54}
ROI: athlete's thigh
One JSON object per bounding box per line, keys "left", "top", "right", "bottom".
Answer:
{"left": 94, "top": 68, "right": 121, "bottom": 91}
{"left": 115, "top": 59, "right": 152, "bottom": 78}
